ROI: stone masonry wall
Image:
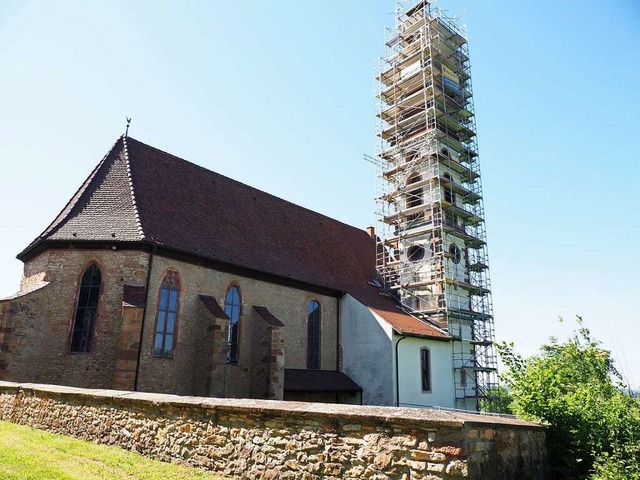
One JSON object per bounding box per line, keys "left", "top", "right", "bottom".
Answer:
{"left": 0, "top": 249, "right": 149, "bottom": 389}
{"left": 137, "top": 254, "right": 339, "bottom": 398}
{"left": 0, "top": 381, "right": 549, "bottom": 480}
{"left": 1, "top": 248, "right": 339, "bottom": 400}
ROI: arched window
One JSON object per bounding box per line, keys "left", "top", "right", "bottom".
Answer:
{"left": 70, "top": 263, "right": 102, "bottom": 353}
{"left": 153, "top": 270, "right": 180, "bottom": 358}
{"left": 307, "top": 300, "right": 321, "bottom": 369}
{"left": 225, "top": 285, "right": 242, "bottom": 363}
{"left": 443, "top": 172, "right": 456, "bottom": 204}
{"left": 405, "top": 172, "right": 423, "bottom": 210}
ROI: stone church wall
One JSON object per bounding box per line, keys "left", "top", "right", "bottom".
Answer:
{"left": 137, "top": 254, "right": 339, "bottom": 398}
{"left": 0, "top": 381, "right": 549, "bottom": 480}
{"left": 0, "top": 249, "right": 149, "bottom": 389}
{"left": 0, "top": 248, "right": 339, "bottom": 399}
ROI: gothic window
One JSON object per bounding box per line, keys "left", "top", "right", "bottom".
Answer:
{"left": 421, "top": 348, "right": 431, "bottom": 392}
{"left": 70, "top": 263, "right": 101, "bottom": 353}
{"left": 225, "top": 285, "right": 242, "bottom": 363}
{"left": 306, "top": 300, "right": 321, "bottom": 369}
{"left": 153, "top": 270, "right": 180, "bottom": 358}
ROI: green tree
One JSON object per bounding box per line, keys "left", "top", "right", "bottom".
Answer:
{"left": 497, "top": 317, "right": 640, "bottom": 480}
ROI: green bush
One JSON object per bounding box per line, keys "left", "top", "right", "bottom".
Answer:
{"left": 591, "top": 443, "right": 640, "bottom": 479}
{"left": 497, "top": 317, "right": 640, "bottom": 480}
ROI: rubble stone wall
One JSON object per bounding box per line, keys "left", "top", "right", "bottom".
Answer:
{"left": 0, "top": 381, "right": 548, "bottom": 480}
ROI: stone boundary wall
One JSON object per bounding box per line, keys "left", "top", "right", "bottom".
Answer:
{"left": 0, "top": 381, "right": 548, "bottom": 480}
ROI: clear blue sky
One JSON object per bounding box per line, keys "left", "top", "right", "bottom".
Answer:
{"left": 1, "top": 1, "right": 639, "bottom": 387}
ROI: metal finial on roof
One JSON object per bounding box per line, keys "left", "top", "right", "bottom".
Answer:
{"left": 125, "top": 117, "right": 132, "bottom": 138}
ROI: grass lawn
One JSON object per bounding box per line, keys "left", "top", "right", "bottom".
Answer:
{"left": 0, "top": 421, "right": 229, "bottom": 480}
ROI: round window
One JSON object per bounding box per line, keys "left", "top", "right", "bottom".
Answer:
{"left": 407, "top": 245, "right": 425, "bottom": 262}
{"left": 449, "top": 244, "right": 462, "bottom": 264}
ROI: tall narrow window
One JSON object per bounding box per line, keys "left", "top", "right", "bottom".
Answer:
{"left": 407, "top": 188, "right": 423, "bottom": 209}
{"left": 421, "top": 348, "right": 431, "bottom": 392}
{"left": 307, "top": 300, "right": 321, "bottom": 369}
{"left": 406, "top": 174, "right": 423, "bottom": 221}
{"left": 225, "top": 285, "right": 241, "bottom": 363}
{"left": 449, "top": 243, "right": 462, "bottom": 264}
{"left": 153, "top": 271, "right": 180, "bottom": 358}
{"left": 443, "top": 172, "right": 456, "bottom": 204}
{"left": 460, "top": 369, "right": 467, "bottom": 388}
{"left": 70, "top": 263, "right": 102, "bottom": 353}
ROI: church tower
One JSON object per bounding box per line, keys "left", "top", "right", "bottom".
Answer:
{"left": 374, "top": 1, "right": 498, "bottom": 411}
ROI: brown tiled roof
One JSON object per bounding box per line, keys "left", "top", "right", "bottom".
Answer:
{"left": 125, "top": 137, "right": 375, "bottom": 294}
{"left": 20, "top": 136, "right": 448, "bottom": 341}
{"left": 122, "top": 285, "right": 146, "bottom": 308}
{"left": 284, "top": 369, "right": 362, "bottom": 393}
{"left": 22, "top": 137, "right": 143, "bottom": 252}
{"left": 199, "top": 295, "right": 229, "bottom": 319}
{"left": 253, "top": 306, "right": 285, "bottom": 327}
{"left": 348, "top": 286, "right": 449, "bottom": 340}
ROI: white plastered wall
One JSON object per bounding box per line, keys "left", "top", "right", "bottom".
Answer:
{"left": 393, "top": 334, "right": 455, "bottom": 409}
{"left": 340, "top": 294, "right": 394, "bottom": 406}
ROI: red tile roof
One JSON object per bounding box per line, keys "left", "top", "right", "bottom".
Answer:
{"left": 20, "top": 136, "right": 449, "bottom": 341}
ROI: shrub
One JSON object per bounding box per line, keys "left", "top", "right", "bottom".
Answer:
{"left": 497, "top": 317, "right": 640, "bottom": 479}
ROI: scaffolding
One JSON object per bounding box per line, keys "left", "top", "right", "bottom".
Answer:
{"left": 374, "top": 0, "right": 498, "bottom": 411}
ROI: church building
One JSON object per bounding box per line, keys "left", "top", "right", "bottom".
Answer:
{"left": 0, "top": 136, "right": 455, "bottom": 407}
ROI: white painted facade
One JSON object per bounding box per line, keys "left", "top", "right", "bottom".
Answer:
{"left": 340, "top": 294, "right": 394, "bottom": 406}
{"left": 340, "top": 294, "right": 455, "bottom": 408}
{"left": 393, "top": 334, "right": 455, "bottom": 409}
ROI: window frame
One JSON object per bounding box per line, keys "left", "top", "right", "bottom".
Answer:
{"left": 306, "top": 300, "right": 322, "bottom": 370}
{"left": 224, "top": 283, "right": 242, "bottom": 364}
{"left": 68, "top": 261, "right": 103, "bottom": 354}
{"left": 152, "top": 270, "right": 181, "bottom": 359}
{"left": 449, "top": 243, "right": 463, "bottom": 264}
{"left": 420, "top": 347, "right": 432, "bottom": 393}
{"left": 407, "top": 187, "right": 423, "bottom": 209}
{"left": 442, "top": 172, "right": 456, "bottom": 205}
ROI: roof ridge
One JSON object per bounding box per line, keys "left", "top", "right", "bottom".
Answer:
{"left": 18, "top": 136, "right": 125, "bottom": 258}
{"left": 126, "top": 136, "right": 370, "bottom": 237}
{"left": 122, "top": 136, "right": 145, "bottom": 240}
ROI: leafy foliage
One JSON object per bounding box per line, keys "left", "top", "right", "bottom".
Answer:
{"left": 482, "top": 385, "right": 514, "bottom": 415}
{"left": 497, "top": 317, "right": 640, "bottom": 480}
